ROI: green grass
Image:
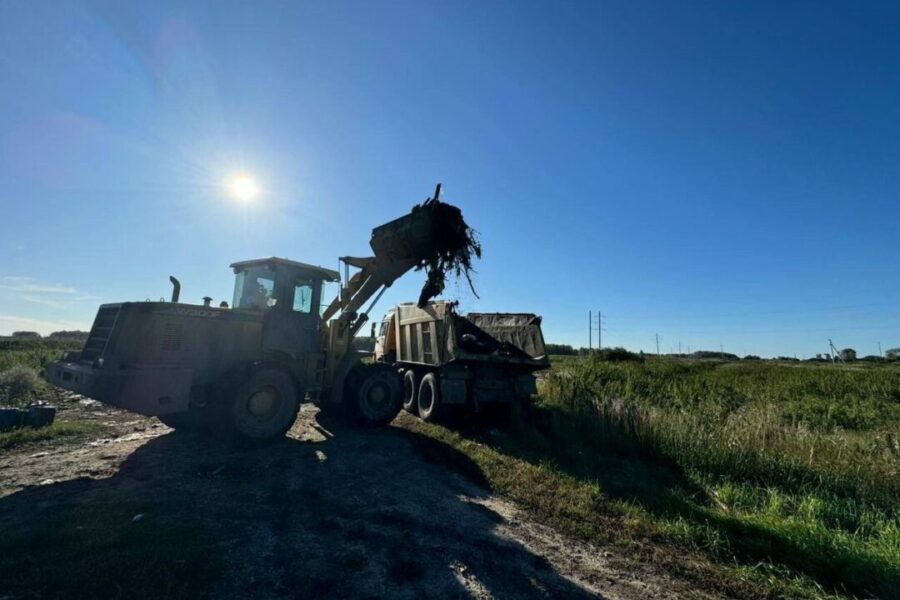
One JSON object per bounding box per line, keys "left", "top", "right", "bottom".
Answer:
{"left": 406, "top": 357, "right": 900, "bottom": 599}
{"left": 0, "top": 338, "right": 80, "bottom": 373}
{"left": 0, "top": 420, "right": 103, "bottom": 450}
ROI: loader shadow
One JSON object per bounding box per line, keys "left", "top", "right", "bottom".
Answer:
{"left": 0, "top": 413, "right": 602, "bottom": 600}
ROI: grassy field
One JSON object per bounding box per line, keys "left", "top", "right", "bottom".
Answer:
{"left": 0, "top": 338, "right": 80, "bottom": 373}
{"left": 409, "top": 355, "right": 900, "bottom": 599}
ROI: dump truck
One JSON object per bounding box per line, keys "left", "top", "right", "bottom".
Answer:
{"left": 373, "top": 301, "right": 549, "bottom": 421}
{"left": 47, "top": 185, "right": 479, "bottom": 442}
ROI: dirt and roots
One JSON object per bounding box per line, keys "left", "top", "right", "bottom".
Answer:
{"left": 0, "top": 389, "right": 712, "bottom": 599}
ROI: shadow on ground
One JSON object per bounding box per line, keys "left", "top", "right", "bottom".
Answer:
{"left": 0, "top": 410, "right": 601, "bottom": 600}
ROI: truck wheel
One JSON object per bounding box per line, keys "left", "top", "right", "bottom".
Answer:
{"left": 402, "top": 370, "right": 418, "bottom": 414}
{"left": 348, "top": 363, "right": 402, "bottom": 426}
{"left": 417, "top": 372, "right": 442, "bottom": 422}
{"left": 229, "top": 369, "right": 299, "bottom": 442}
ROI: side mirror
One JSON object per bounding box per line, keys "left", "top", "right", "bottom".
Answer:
{"left": 371, "top": 322, "right": 377, "bottom": 338}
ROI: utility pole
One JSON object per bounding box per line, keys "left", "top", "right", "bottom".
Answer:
{"left": 588, "top": 311, "right": 592, "bottom": 351}
{"left": 678, "top": 341, "right": 682, "bottom": 354}
{"left": 598, "top": 310, "right": 602, "bottom": 350}
{"left": 655, "top": 333, "right": 660, "bottom": 356}
{"left": 878, "top": 341, "right": 883, "bottom": 357}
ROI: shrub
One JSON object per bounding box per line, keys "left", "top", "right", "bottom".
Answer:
{"left": 546, "top": 343, "right": 577, "bottom": 356}
{"left": 597, "top": 347, "right": 644, "bottom": 362}
{"left": 0, "top": 365, "right": 41, "bottom": 406}
{"left": 839, "top": 348, "right": 857, "bottom": 362}
{"left": 11, "top": 331, "right": 41, "bottom": 339}
{"left": 692, "top": 350, "right": 739, "bottom": 360}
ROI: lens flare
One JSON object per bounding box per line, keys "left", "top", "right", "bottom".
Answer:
{"left": 229, "top": 175, "right": 258, "bottom": 201}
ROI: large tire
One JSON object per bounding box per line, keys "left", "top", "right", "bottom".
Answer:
{"left": 417, "top": 372, "right": 442, "bottom": 422}
{"left": 402, "top": 370, "right": 418, "bottom": 414}
{"left": 346, "top": 363, "right": 402, "bottom": 426}
{"left": 228, "top": 369, "right": 300, "bottom": 442}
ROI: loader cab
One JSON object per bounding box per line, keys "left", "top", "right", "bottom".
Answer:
{"left": 230, "top": 258, "right": 340, "bottom": 357}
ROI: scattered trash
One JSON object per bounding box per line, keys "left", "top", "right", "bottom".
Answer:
{"left": 0, "top": 407, "right": 24, "bottom": 431}
{"left": 29, "top": 403, "right": 57, "bottom": 428}
{"left": 315, "top": 450, "right": 327, "bottom": 462}
{"left": 29, "top": 451, "right": 49, "bottom": 458}
{"left": 0, "top": 403, "right": 57, "bottom": 432}
{"left": 39, "top": 479, "right": 55, "bottom": 486}
{"left": 132, "top": 513, "right": 144, "bottom": 522}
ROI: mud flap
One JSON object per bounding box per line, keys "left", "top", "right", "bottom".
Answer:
{"left": 440, "top": 378, "right": 467, "bottom": 406}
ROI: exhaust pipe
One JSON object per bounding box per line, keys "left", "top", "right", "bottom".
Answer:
{"left": 169, "top": 276, "right": 181, "bottom": 303}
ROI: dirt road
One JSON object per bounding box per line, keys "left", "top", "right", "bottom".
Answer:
{"left": 0, "top": 393, "right": 709, "bottom": 599}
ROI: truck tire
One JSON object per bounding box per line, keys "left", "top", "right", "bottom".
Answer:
{"left": 229, "top": 369, "right": 299, "bottom": 442}
{"left": 347, "top": 363, "right": 402, "bottom": 426}
{"left": 417, "top": 372, "right": 442, "bottom": 422}
{"left": 402, "top": 370, "right": 418, "bottom": 414}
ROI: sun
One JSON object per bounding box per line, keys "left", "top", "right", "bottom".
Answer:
{"left": 229, "top": 175, "right": 258, "bottom": 201}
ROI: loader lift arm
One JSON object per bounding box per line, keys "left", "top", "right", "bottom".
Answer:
{"left": 322, "top": 183, "right": 458, "bottom": 337}
{"left": 319, "top": 184, "right": 480, "bottom": 403}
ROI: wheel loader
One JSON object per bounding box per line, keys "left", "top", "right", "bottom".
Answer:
{"left": 46, "top": 185, "right": 478, "bottom": 442}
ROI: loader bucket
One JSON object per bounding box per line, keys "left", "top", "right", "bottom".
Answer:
{"left": 369, "top": 199, "right": 463, "bottom": 262}
{"left": 370, "top": 193, "right": 481, "bottom": 306}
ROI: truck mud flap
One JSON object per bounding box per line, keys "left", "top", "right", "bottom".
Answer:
{"left": 440, "top": 378, "right": 467, "bottom": 406}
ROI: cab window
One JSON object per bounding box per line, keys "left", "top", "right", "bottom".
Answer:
{"left": 292, "top": 280, "right": 314, "bottom": 314}
{"left": 233, "top": 267, "right": 276, "bottom": 310}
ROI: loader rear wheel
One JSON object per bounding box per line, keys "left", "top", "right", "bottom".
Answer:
{"left": 229, "top": 369, "right": 299, "bottom": 442}
{"left": 417, "top": 372, "right": 442, "bottom": 422}
{"left": 402, "top": 370, "right": 418, "bottom": 414}
{"left": 347, "top": 363, "right": 402, "bottom": 426}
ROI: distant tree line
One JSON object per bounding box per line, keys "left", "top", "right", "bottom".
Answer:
{"left": 4, "top": 331, "right": 89, "bottom": 342}
{"left": 544, "top": 344, "right": 900, "bottom": 363}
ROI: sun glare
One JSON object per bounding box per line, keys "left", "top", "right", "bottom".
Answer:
{"left": 229, "top": 175, "right": 258, "bottom": 201}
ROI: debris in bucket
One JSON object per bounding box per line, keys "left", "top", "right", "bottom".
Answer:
{"left": 412, "top": 186, "right": 482, "bottom": 307}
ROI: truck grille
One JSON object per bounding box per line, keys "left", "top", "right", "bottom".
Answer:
{"left": 81, "top": 306, "right": 121, "bottom": 362}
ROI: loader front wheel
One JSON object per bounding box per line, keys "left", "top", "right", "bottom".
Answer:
{"left": 230, "top": 369, "right": 299, "bottom": 442}
{"left": 417, "top": 372, "right": 442, "bottom": 422}
{"left": 348, "top": 364, "right": 402, "bottom": 426}
{"left": 402, "top": 370, "right": 418, "bottom": 414}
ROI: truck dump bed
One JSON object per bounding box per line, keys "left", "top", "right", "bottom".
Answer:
{"left": 392, "top": 302, "right": 549, "bottom": 370}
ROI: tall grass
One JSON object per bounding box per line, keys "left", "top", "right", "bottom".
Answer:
{"left": 0, "top": 339, "right": 80, "bottom": 373}
{"left": 527, "top": 357, "right": 900, "bottom": 598}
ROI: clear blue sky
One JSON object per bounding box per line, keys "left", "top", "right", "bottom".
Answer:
{"left": 1, "top": 1, "right": 898, "bottom": 357}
